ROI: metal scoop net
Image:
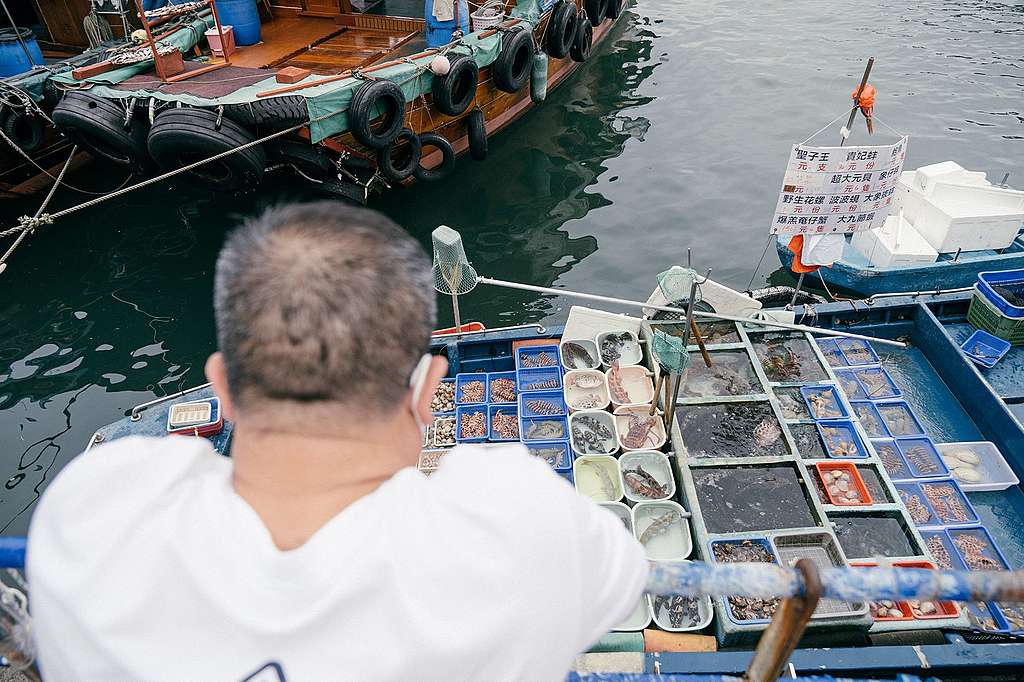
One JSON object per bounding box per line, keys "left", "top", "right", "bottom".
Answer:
{"left": 652, "top": 329, "right": 689, "bottom": 373}
{"left": 431, "top": 226, "right": 478, "bottom": 296}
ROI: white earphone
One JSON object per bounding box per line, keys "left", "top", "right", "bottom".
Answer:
{"left": 408, "top": 354, "right": 433, "bottom": 435}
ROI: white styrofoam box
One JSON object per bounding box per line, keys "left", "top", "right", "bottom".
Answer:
{"left": 563, "top": 305, "right": 641, "bottom": 342}
{"left": 911, "top": 161, "right": 990, "bottom": 195}
{"left": 643, "top": 267, "right": 762, "bottom": 318}
{"left": 914, "top": 182, "right": 1024, "bottom": 253}
{"left": 851, "top": 214, "right": 938, "bottom": 268}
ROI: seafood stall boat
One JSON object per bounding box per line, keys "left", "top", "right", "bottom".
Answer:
{"left": 23, "top": 266, "right": 1024, "bottom": 680}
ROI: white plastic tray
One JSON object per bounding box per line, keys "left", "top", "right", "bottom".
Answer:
{"left": 936, "top": 441, "right": 1019, "bottom": 492}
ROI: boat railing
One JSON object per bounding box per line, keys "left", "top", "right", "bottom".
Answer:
{"left": 430, "top": 322, "right": 548, "bottom": 340}
{"left": 863, "top": 286, "right": 975, "bottom": 306}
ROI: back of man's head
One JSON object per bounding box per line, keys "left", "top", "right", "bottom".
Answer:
{"left": 213, "top": 202, "right": 436, "bottom": 428}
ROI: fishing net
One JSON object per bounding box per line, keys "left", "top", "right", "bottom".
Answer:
{"left": 652, "top": 329, "right": 690, "bottom": 373}
{"left": 431, "top": 226, "right": 479, "bottom": 295}
{"left": 657, "top": 266, "right": 701, "bottom": 306}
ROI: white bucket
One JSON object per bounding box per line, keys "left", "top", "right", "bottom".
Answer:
{"left": 470, "top": 0, "right": 504, "bottom": 31}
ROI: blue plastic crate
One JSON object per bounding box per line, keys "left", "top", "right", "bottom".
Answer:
{"left": 515, "top": 344, "right": 562, "bottom": 372}
{"left": 520, "top": 414, "right": 569, "bottom": 442}
{"left": 557, "top": 469, "right": 575, "bottom": 487}
{"left": 850, "top": 401, "right": 890, "bottom": 439}
{"left": 816, "top": 338, "right": 848, "bottom": 367}
{"left": 455, "top": 373, "right": 488, "bottom": 405}
{"left": 486, "top": 371, "right": 517, "bottom": 404}
{"left": 978, "top": 269, "right": 1024, "bottom": 319}
{"left": 947, "top": 525, "right": 1011, "bottom": 572}
{"left": 961, "top": 329, "right": 1011, "bottom": 369}
{"left": 919, "top": 530, "right": 967, "bottom": 570}
{"left": 525, "top": 440, "right": 572, "bottom": 470}
{"left": 516, "top": 366, "right": 563, "bottom": 392}
{"left": 918, "top": 478, "right": 979, "bottom": 528}
{"left": 837, "top": 338, "right": 880, "bottom": 366}
{"left": 875, "top": 400, "right": 925, "bottom": 437}
{"left": 488, "top": 404, "right": 520, "bottom": 442}
{"left": 816, "top": 420, "right": 869, "bottom": 458}
{"left": 708, "top": 538, "right": 779, "bottom": 625}
{"left": 431, "top": 378, "right": 456, "bottom": 416}
{"left": 894, "top": 482, "right": 941, "bottom": 528}
{"left": 993, "top": 601, "right": 1024, "bottom": 636}
{"left": 852, "top": 366, "right": 902, "bottom": 400}
{"left": 454, "top": 405, "right": 488, "bottom": 443}
{"left": 872, "top": 438, "right": 913, "bottom": 480}
{"left": 800, "top": 385, "right": 849, "bottom": 420}
{"left": 833, "top": 368, "right": 867, "bottom": 401}
{"left": 518, "top": 390, "right": 567, "bottom": 417}
{"left": 895, "top": 437, "right": 949, "bottom": 479}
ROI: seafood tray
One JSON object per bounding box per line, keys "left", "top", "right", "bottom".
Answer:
{"left": 632, "top": 500, "right": 693, "bottom": 560}
{"left": 613, "top": 595, "right": 653, "bottom": 632}
{"left": 816, "top": 420, "right": 869, "bottom": 458}
{"left": 814, "top": 462, "right": 872, "bottom": 506}
{"left": 917, "top": 479, "right": 978, "bottom": 527}
{"left": 833, "top": 369, "right": 868, "bottom": 401}
{"left": 574, "top": 455, "right": 624, "bottom": 503}
{"left": 607, "top": 364, "right": 655, "bottom": 407}
{"left": 614, "top": 406, "right": 667, "bottom": 451}
{"left": 707, "top": 538, "right": 782, "bottom": 626}
{"left": 965, "top": 601, "right": 1010, "bottom": 634}
{"left": 417, "top": 448, "right": 449, "bottom": 472}
{"left": 487, "top": 371, "right": 518, "bottom": 404}
{"left": 560, "top": 338, "right": 600, "bottom": 370}
{"left": 936, "top": 441, "right": 1019, "bottom": 492}
{"left": 516, "top": 366, "right": 563, "bottom": 393}
{"left": 563, "top": 370, "right": 611, "bottom": 411}
{"left": 597, "top": 330, "right": 643, "bottom": 367}
{"left": 836, "top": 338, "right": 880, "bottom": 366}
{"left": 748, "top": 332, "right": 829, "bottom": 383}
{"left": 800, "top": 385, "right": 849, "bottom": 420}
{"left": 993, "top": 602, "right": 1024, "bottom": 635}
{"left": 849, "top": 401, "right": 890, "bottom": 439}
{"left": 675, "top": 400, "right": 791, "bottom": 459}
{"left": 599, "top": 501, "right": 633, "bottom": 533}
{"left": 516, "top": 344, "right": 561, "bottom": 371}
{"left": 430, "top": 378, "right": 456, "bottom": 414}
{"left": 620, "top": 450, "right": 675, "bottom": 503}
{"left": 432, "top": 414, "right": 456, "bottom": 447}
{"left": 947, "top": 526, "right": 1011, "bottom": 571}
{"left": 875, "top": 400, "right": 925, "bottom": 437}
{"left": 569, "top": 410, "right": 619, "bottom": 455}
{"left": 689, "top": 464, "right": 821, "bottom": 534}
{"left": 488, "top": 405, "right": 520, "bottom": 442}
{"left": 455, "top": 373, "right": 488, "bottom": 405}
{"left": 896, "top": 437, "right": 950, "bottom": 479}
{"left": 648, "top": 560, "right": 714, "bottom": 632}
{"left": 960, "top": 329, "right": 1011, "bottom": 369}
{"left": 520, "top": 415, "right": 569, "bottom": 443}
{"left": 455, "top": 405, "right": 488, "bottom": 443}
{"left": 855, "top": 463, "right": 894, "bottom": 503}
{"left": 526, "top": 440, "right": 572, "bottom": 470}
{"left": 680, "top": 349, "right": 764, "bottom": 399}
{"left": 773, "top": 386, "right": 811, "bottom": 421}
{"left": 920, "top": 530, "right": 967, "bottom": 570}
{"left": 850, "top": 366, "right": 901, "bottom": 400}
{"left": 769, "top": 530, "right": 868, "bottom": 620}
{"left": 872, "top": 438, "right": 913, "bottom": 480}
{"left": 853, "top": 561, "right": 959, "bottom": 624}
{"left": 895, "top": 482, "right": 940, "bottom": 527}
{"left": 815, "top": 338, "right": 848, "bottom": 368}
{"left": 518, "top": 391, "right": 567, "bottom": 418}
{"left": 829, "top": 511, "right": 924, "bottom": 560}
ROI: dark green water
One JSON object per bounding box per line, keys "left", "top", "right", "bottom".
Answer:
{"left": 0, "top": 0, "right": 1021, "bottom": 534}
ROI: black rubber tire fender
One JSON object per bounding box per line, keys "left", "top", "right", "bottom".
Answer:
{"left": 545, "top": 1, "right": 577, "bottom": 60}
{"left": 467, "top": 108, "right": 487, "bottom": 162}
{"left": 375, "top": 127, "right": 421, "bottom": 183}
{"left": 584, "top": 0, "right": 607, "bottom": 26}
{"left": 273, "top": 139, "right": 335, "bottom": 179}
{"left": 147, "top": 107, "right": 266, "bottom": 191}
{"left": 413, "top": 132, "right": 455, "bottom": 182}
{"left": 222, "top": 95, "right": 309, "bottom": 131}
{"left": 348, "top": 79, "right": 406, "bottom": 149}
{"left": 52, "top": 92, "right": 150, "bottom": 169}
{"left": 570, "top": 13, "right": 593, "bottom": 62}
{"left": 432, "top": 55, "right": 479, "bottom": 117}
{"left": 42, "top": 77, "right": 65, "bottom": 108}
{"left": 1, "top": 108, "right": 45, "bottom": 154}
{"left": 605, "top": 0, "right": 622, "bottom": 20}
{"left": 493, "top": 27, "right": 534, "bottom": 93}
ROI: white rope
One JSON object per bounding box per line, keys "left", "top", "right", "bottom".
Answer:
{"left": 0, "top": 144, "right": 76, "bottom": 271}
{"left": 799, "top": 107, "right": 857, "bottom": 146}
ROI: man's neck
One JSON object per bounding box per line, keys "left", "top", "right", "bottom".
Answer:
{"left": 229, "top": 419, "right": 417, "bottom": 551}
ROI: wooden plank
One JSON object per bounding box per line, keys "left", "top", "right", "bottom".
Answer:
{"left": 30, "top": 0, "right": 90, "bottom": 49}
{"left": 229, "top": 15, "right": 347, "bottom": 69}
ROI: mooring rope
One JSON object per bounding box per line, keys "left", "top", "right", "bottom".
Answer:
{"left": 0, "top": 145, "right": 76, "bottom": 271}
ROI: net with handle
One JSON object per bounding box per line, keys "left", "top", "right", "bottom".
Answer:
{"left": 652, "top": 329, "right": 689, "bottom": 374}
{"left": 431, "top": 226, "right": 479, "bottom": 295}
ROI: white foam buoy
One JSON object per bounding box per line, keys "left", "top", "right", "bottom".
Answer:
{"left": 429, "top": 55, "right": 451, "bottom": 76}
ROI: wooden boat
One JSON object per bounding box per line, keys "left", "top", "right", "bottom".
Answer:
{"left": 39, "top": 0, "right": 625, "bottom": 203}
{"left": 775, "top": 230, "right": 1024, "bottom": 298}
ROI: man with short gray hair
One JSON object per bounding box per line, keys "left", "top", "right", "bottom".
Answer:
{"left": 28, "top": 202, "right": 647, "bottom": 681}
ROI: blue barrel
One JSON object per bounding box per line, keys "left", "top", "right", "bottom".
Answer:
{"left": 424, "top": 0, "right": 470, "bottom": 48}
{"left": 0, "top": 28, "right": 44, "bottom": 78}
{"left": 214, "top": 0, "right": 261, "bottom": 46}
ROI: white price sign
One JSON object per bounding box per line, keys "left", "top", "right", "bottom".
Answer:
{"left": 769, "top": 137, "right": 908, "bottom": 235}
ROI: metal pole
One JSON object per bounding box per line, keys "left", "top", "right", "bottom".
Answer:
{"left": 842, "top": 57, "right": 874, "bottom": 146}
{"left": 475, "top": 276, "right": 907, "bottom": 348}
{"left": 450, "top": 263, "right": 463, "bottom": 340}
{"left": 666, "top": 277, "right": 700, "bottom": 431}
{"left": 788, "top": 271, "right": 806, "bottom": 309}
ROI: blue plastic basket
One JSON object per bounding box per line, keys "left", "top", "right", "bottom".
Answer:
{"left": 947, "top": 525, "right": 1011, "bottom": 571}
{"left": 918, "top": 479, "right": 979, "bottom": 528}
{"left": 520, "top": 414, "right": 568, "bottom": 442}
{"left": 833, "top": 369, "right": 867, "bottom": 401}
{"left": 455, "top": 373, "right": 488, "bottom": 405}
{"left": 526, "top": 440, "right": 572, "bottom": 470}
{"left": 519, "top": 390, "right": 567, "bottom": 417}
{"left": 454, "top": 405, "right": 488, "bottom": 443}
{"left": 852, "top": 366, "right": 902, "bottom": 400}
{"left": 872, "top": 438, "right": 913, "bottom": 480}
{"left": 978, "top": 269, "right": 1024, "bottom": 319}
{"left": 800, "top": 385, "right": 849, "bottom": 420}
{"left": 919, "top": 530, "right": 967, "bottom": 570}
{"left": 815, "top": 338, "right": 848, "bottom": 367}
{"left": 895, "top": 437, "right": 949, "bottom": 479}
{"left": 895, "top": 482, "right": 940, "bottom": 528}
{"left": 875, "top": 400, "right": 925, "bottom": 437}
{"left": 850, "top": 401, "right": 890, "bottom": 439}
{"left": 967, "top": 601, "right": 1010, "bottom": 634}
{"left": 486, "top": 371, "right": 517, "bottom": 404}
{"left": 488, "top": 404, "right": 520, "bottom": 442}
{"left": 515, "top": 344, "right": 562, "bottom": 372}
{"left": 816, "top": 420, "right": 869, "bottom": 458}
{"left": 961, "top": 329, "right": 1011, "bottom": 369}
{"left": 708, "top": 538, "right": 779, "bottom": 625}
{"left": 516, "top": 366, "right": 562, "bottom": 392}
{"left": 837, "top": 338, "right": 880, "bottom": 366}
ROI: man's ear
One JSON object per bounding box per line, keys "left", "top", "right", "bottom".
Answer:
{"left": 414, "top": 355, "right": 449, "bottom": 425}
{"left": 205, "top": 352, "right": 236, "bottom": 421}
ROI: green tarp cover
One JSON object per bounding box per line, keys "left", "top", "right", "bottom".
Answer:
{"left": 46, "top": 0, "right": 546, "bottom": 143}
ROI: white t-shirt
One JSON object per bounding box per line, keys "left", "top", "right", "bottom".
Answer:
{"left": 28, "top": 436, "right": 648, "bottom": 682}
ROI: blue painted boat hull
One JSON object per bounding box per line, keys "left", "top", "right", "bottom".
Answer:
{"left": 775, "top": 233, "right": 1024, "bottom": 296}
